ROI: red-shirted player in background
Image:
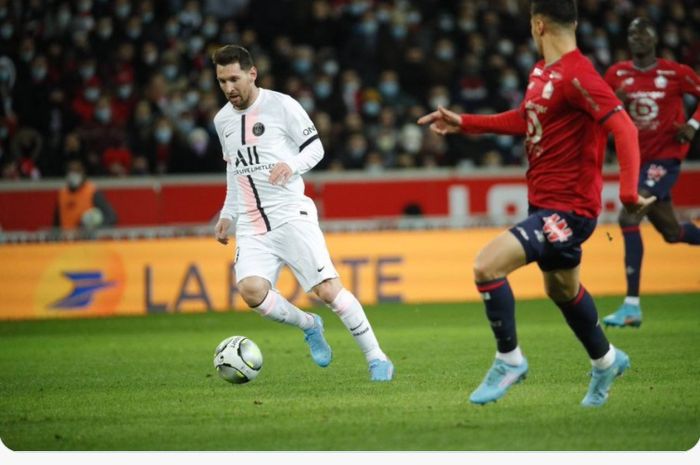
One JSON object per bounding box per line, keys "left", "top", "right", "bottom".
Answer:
{"left": 602, "top": 17, "right": 700, "bottom": 329}
{"left": 418, "top": 0, "right": 655, "bottom": 407}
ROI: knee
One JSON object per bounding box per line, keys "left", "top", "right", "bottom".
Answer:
{"left": 237, "top": 277, "right": 270, "bottom": 307}
{"left": 473, "top": 253, "right": 500, "bottom": 283}
{"left": 313, "top": 278, "right": 342, "bottom": 304}
{"left": 545, "top": 282, "right": 577, "bottom": 303}
{"left": 660, "top": 227, "right": 681, "bottom": 243}
{"left": 618, "top": 209, "right": 641, "bottom": 228}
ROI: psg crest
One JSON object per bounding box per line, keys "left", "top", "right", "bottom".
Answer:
{"left": 253, "top": 122, "right": 265, "bottom": 136}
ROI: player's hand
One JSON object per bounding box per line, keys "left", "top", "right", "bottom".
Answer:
{"left": 269, "top": 162, "right": 293, "bottom": 186}
{"left": 623, "top": 194, "right": 657, "bottom": 216}
{"left": 417, "top": 106, "right": 462, "bottom": 136}
{"left": 675, "top": 123, "right": 696, "bottom": 144}
{"left": 215, "top": 217, "right": 233, "bottom": 245}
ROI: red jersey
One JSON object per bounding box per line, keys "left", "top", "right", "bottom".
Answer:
{"left": 604, "top": 59, "right": 700, "bottom": 163}
{"left": 519, "top": 49, "right": 623, "bottom": 218}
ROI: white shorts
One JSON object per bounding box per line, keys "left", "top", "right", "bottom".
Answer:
{"left": 234, "top": 220, "right": 339, "bottom": 292}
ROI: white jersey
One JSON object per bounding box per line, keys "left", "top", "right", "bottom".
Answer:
{"left": 214, "top": 88, "right": 324, "bottom": 237}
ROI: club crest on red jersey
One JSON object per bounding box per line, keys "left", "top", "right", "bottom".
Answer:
{"left": 645, "top": 163, "right": 667, "bottom": 186}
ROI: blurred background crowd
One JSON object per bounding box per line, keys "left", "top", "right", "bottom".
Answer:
{"left": 0, "top": 0, "right": 699, "bottom": 180}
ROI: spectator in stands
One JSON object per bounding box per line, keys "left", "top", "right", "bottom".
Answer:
{"left": 53, "top": 159, "right": 117, "bottom": 231}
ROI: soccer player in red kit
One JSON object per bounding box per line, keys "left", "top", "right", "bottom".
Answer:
{"left": 602, "top": 17, "right": 700, "bottom": 328}
{"left": 418, "top": 0, "right": 654, "bottom": 406}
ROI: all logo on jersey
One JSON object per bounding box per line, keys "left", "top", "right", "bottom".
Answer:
{"left": 235, "top": 146, "right": 261, "bottom": 167}
{"left": 253, "top": 122, "right": 265, "bottom": 136}
{"left": 542, "top": 214, "right": 573, "bottom": 243}
{"left": 654, "top": 75, "right": 667, "bottom": 89}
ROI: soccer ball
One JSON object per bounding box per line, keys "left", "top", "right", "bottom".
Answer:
{"left": 81, "top": 207, "right": 104, "bottom": 229}
{"left": 213, "top": 336, "right": 263, "bottom": 384}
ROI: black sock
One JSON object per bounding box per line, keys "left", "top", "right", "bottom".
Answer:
{"left": 476, "top": 278, "right": 517, "bottom": 353}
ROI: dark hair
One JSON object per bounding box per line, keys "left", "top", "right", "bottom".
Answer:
{"left": 211, "top": 45, "right": 254, "bottom": 70}
{"left": 531, "top": 0, "right": 578, "bottom": 25}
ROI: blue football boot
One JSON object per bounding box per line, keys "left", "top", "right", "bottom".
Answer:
{"left": 469, "top": 358, "right": 529, "bottom": 405}
{"left": 581, "top": 348, "right": 630, "bottom": 407}
{"left": 603, "top": 303, "right": 642, "bottom": 328}
{"left": 303, "top": 314, "right": 332, "bottom": 367}
{"left": 369, "top": 358, "right": 394, "bottom": 381}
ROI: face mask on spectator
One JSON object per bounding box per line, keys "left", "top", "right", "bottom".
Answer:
{"left": 392, "top": 25, "right": 407, "bottom": 39}
{"left": 189, "top": 37, "right": 205, "bottom": 54}
{"left": 126, "top": 26, "right": 142, "bottom": 39}
{"left": 163, "top": 65, "right": 178, "bottom": 80}
{"left": 95, "top": 107, "right": 111, "bottom": 123}
{"left": 407, "top": 11, "right": 421, "bottom": 25}
{"left": 118, "top": 85, "right": 132, "bottom": 99}
{"left": 97, "top": 25, "right": 112, "bottom": 39}
{"left": 155, "top": 127, "right": 172, "bottom": 144}
{"left": 0, "top": 67, "right": 10, "bottom": 82}
{"left": 376, "top": 10, "right": 390, "bottom": 23}
{"left": 663, "top": 32, "right": 679, "bottom": 47}
{"left": 203, "top": 22, "right": 218, "bottom": 38}
{"left": 299, "top": 97, "right": 315, "bottom": 113}
{"left": 361, "top": 20, "right": 377, "bottom": 35}
{"left": 349, "top": 1, "right": 369, "bottom": 16}
{"left": 516, "top": 52, "right": 535, "bottom": 71}
{"left": 80, "top": 65, "right": 95, "bottom": 80}
{"left": 0, "top": 126, "right": 8, "bottom": 139}
{"left": 78, "top": 0, "right": 92, "bottom": 13}
{"left": 84, "top": 87, "right": 99, "bottom": 101}
{"left": 0, "top": 7, "right": 7, "bottom": 19}
{"left": 165, "top": 23, "right": 179, "bottom": 37}
{"left": 116, "top": 4, "right": 131, "bottom": 19}
{"left": 498, "top": 40, "right": 514, "bottom": 56}
{"left": 438, "top": 15, "right": 454, "bottom": 32}
{"left": 379, "top": 81, "right": 399, "bottom": 98}
{"left": 429, "top": 96, "right": 449, "bottom": 109}
{"left": 142, "top": 11, "right": 154, "bottom": 23}
{"left": 57, "top": 9, "right": 71, "bottom": 28}
{"left": 343, "top": 81, "right": 360, "bottom": 94}
{"left": 185, "top": 90, "right": 199, "bottom": 107}
{"left": 31, "top": 66, "right": 47, "bottom": 81}
{"left": 293, "top": 59, "right": 312, "bottom": 75}
{"left": 314, "top": 82, "right": 332, "bottom": 99}
{"left": 0, "top": 23, "right": 13, "bottom": 39}
{"left": 436, "top": 47, "right": 454, "bottom": 61}
{"left": 363, "top": 101, "right": 380, "bottom": 117}
{"left": 322, "top": 60, "right": 339, "bottom": 76}
{"left": 144, "top": 51, "right": 158, "bottom": 65}
{"left": 20, "top": 50, "right": 34, "bottom": 62}
{"left": 199, "top": 79, "right": 213, "bottom": 92}
{"left": 501, "top": 75, "right": 519, "bottom": 91}
{"left": 178, "top": 119, "right": 195, "bottom": 134}
{"left": 67, "top": 172, "right": 84, "bottom": 189}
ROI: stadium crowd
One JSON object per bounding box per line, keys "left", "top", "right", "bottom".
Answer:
{"left": 0, "top": 0, "right": 699, "bottom": 179}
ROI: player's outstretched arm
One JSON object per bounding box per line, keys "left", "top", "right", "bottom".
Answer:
{"left": 417, "top": 106, "right": 462, "bottom": 135}
{"left": 418, "top": 106, "right": 527, "bottom": 136}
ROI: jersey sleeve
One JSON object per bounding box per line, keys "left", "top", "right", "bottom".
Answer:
{"left": 678, "top": 63, "right": 700, "bottom": 98}
{"left": 602, "top": 65, "right": 618, "bottom": 89}
{"left": 564, "top": 62, "right": 623, "bottom": 124}
{"left": 282, "top": 95, "right": 324, "bottom": 175}
{"left": 212, "top": 114, "right": 228, "bottom": 161}
{"left": 282, "top": 95, "right": 320, "bottom": 150}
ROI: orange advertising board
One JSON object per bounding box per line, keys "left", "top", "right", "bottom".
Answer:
{"left": 0, "top": 224, "right": 698, "bottom": 320}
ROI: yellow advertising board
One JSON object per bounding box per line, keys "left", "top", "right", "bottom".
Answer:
{"left": 0, "top": 224, "right": 698, "bottom": 320}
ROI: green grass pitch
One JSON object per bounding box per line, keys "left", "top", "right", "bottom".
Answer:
{"left": 0, "top": 293, "right": 698, "bottom": 451}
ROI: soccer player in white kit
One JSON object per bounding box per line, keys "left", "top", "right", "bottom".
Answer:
{"left": 211, "top": 45, "right": 394, "bottom": 381}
